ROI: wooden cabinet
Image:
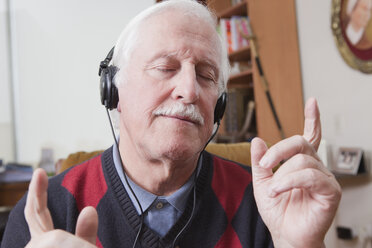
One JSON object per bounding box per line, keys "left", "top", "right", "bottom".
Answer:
{"left": 247, "top": 0, "right": 304, "bottom": 144}
{"left": 208, "top": 0, "right": 304, "bottom": 144}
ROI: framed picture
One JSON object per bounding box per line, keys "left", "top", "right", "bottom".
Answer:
{"left": 333, "top": 147, "right": 365, "bottom": 175}
{"left": 332, "top": 0, "right": 372, "bottom": 73}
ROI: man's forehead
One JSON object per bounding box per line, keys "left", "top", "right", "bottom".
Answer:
{"left": 136, "top": 12, "right": 221, "bottom": 64}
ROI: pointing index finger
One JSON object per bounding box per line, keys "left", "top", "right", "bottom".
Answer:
{"left": 24, "top": 168, "right": 54, "bottom": 237}
{"left": 303, "top": 98, "right": 321, "bottom": 151}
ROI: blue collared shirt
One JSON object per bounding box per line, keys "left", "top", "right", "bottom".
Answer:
{"left": 112, "top": 142, "right": 200, "bottom": 237}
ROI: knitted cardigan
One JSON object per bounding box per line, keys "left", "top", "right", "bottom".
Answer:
{"left": 1, "top": 147, "right": 273, "bottom": 248}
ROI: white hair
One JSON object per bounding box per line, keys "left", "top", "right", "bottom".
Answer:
{"left": 111, "top": 0, "right": 230, "bottom": 96}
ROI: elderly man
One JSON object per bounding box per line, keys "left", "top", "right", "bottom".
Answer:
{"left": 2, "top": 0, "right": 341, "bottom": 247}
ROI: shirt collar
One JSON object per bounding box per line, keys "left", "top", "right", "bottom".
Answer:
{"left": 112, "top": 139, "right": 201, "bottom": 215}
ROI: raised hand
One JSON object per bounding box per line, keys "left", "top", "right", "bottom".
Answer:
{"left": 24, "top": 168, "right": 98, "bottom": 247}
{"left": 251, "top": 98, "right": 341, "bottom": 248}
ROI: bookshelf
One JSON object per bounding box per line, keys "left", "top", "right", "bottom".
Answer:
{"left": 229, "top": 46, "right": 250, "bottom": 61}
{"left": 228, "top": 46, "right": 252, "bottom": 86}
{"left": 209, "top": 0, "right": 255, "bottom": 140}
{"left": 228, "top": 69, "right": 253, "bottom": 87}
{"left": 217, "top": 1, "right": 248, "bottom": 18}
{"left": 208, "top": 0, "right": 304, "bottom": 144}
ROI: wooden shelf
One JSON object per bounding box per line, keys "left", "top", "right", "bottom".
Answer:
{"left": 218, "top": 1, "right": 248, "bottom": 18}
{"left": 229, "top": 45, "right": 250, "bottom": 61}
{"left": 228, "top": 68, "right": 253, "bottom": 86}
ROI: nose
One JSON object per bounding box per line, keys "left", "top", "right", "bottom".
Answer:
{"left": 171, "top": 65, "right": 199, "bottom": 104}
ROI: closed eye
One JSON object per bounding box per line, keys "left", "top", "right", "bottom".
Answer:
{"left": 157, "top": 67, "right": 177, "bottom": 72}
{"left": 198, "top": 74, "right": 212, "bottom": 81}
{"left": 197, "top": 72, "right": 217, "bottom": 84}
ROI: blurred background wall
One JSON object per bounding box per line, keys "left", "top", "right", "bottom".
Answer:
{"left": 0, "top": 0, "right": 153, "bottom": 164}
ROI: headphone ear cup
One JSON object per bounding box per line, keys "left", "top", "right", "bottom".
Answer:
{"left": 100, "top": 68, "right": 109, "bottom": 107}
{"left": 100, "top": 66, "right": 119, "bottom": 110}
{"left": 110, "top": 72, "right": 119, "bottom": 109}
{"left": 214, "top": 92, "right": 227, "bottom": 124}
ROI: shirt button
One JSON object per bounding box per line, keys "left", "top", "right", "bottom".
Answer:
{"left": 156, "top": 202, "right": 163, "bottom": 209}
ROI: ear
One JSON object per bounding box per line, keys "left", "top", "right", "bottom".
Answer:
{"left": 117, "top": 100, "right": 121, "bottom": 112}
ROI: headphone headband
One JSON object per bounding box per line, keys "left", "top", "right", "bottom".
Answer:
{"left": 99, "top": 47, "right": 115, "bottom": 76}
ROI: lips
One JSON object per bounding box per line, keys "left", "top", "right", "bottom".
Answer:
{"left": 159, "top": 114, "right": 198, "bottom": 124}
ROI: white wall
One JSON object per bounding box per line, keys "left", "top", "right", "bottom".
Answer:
{"left": 0, "top": 0, "right": 14, "bottom": 163}
{"left": 3, "top": 0, "right": 153, "bottom": 165}
{"left": 296, "top": 0, "right": 372, "bottom": 247}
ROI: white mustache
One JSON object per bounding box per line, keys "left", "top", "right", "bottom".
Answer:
{"left": 153, "top": 103, "right": 205, "bottom": 125}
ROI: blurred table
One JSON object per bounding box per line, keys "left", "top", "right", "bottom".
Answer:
{"left": 0, "top": 181, "right": 29, "bottom": 206}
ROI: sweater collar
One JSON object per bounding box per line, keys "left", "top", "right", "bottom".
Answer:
{"left": 112, "top": 140, "right": 201, "bottom": 215}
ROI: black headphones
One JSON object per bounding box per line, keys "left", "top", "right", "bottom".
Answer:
{"left": 99, "top": 47, "right": 227, "bottom": 124}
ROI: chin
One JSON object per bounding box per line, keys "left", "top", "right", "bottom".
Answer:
{"left": 146, "top": 125, "right": 211, "bottom": 161}
{"left": 160, "top": 138, "right": 203, "bottom": 161}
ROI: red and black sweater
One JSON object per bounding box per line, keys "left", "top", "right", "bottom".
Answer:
{"left": 2, "top": 147, "right": 273, "bottom": 248}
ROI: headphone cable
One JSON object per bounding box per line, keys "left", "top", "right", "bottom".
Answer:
{"left": 105, "top": 108, "right": 144, "bottom": 248}
{"left": 106, "top": 106, "right": 221, "bottom": 248}
{"left": 171, "top": 121, "right": 220, "bottom": 248}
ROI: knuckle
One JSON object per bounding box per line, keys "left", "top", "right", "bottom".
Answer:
{"left": 293, "top": 153, "right": 308, "bottom": 165}
{"left": 269, "top": 144, "right": 280, "bottom": 155}
{"left": 35, "top": 206, "right": 43, "bottom": 215}
{"left": 293, "top": 135, "right": 304, "bottom": 144}
{"left": 292, "top": 135, "right": 307, "bottom": 153}
{"left": 48, "top": 229, "right": 64, "bottom": 240}
{"left": 299, "top": 137, "right": 309, "bottom": 151}
{"left": 305, "top": 168, "right": 318, "bottom": 181}
{"left": 334, "top": 180, "right": 342, "bottom": 198}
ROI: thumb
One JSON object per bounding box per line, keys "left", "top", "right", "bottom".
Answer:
{"left": 303, "top": 97, "right": 321, "bottom": 151}
{"left": 76, "top": 206, "right": 98, "bottom": 245}
{"left": 251, "top": 137, "right": 272, "bottom": 183}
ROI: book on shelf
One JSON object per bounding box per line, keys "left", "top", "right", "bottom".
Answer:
{"left": 218, "top": 16, "right": 251, "bottom": 54}
{"left": 223, "top": 87, "right": 253, "bottom": 135}
{"left": 219, "top": 18, "right": 233, "bottom": 53}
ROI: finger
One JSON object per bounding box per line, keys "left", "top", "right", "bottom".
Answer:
{"left": 76, "top": 206, "right": 98, "bottom": 245}
{"left": 272, "top": 154, "right": 332, "bottom": 182}
{"left": 303, "top": 97, "right": 321, "bottom": 151}
{"left": 25, "top": 168, "right": 54, "bottom": 237}
{"left": 26, "top": 230, "right": 97, "bottom": 248}
{"left": 251, "top": 137, "right": 272, "bottom": 182}
{"left": 269, "top": 168, "right": 339, "bottom": 198}
{"left": 258, "top": 135, "right": 319, "bottom": 170}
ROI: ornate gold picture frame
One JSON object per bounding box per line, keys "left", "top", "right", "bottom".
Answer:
{"left": 332, "top": 0, "right": 372, "bottom": 73}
